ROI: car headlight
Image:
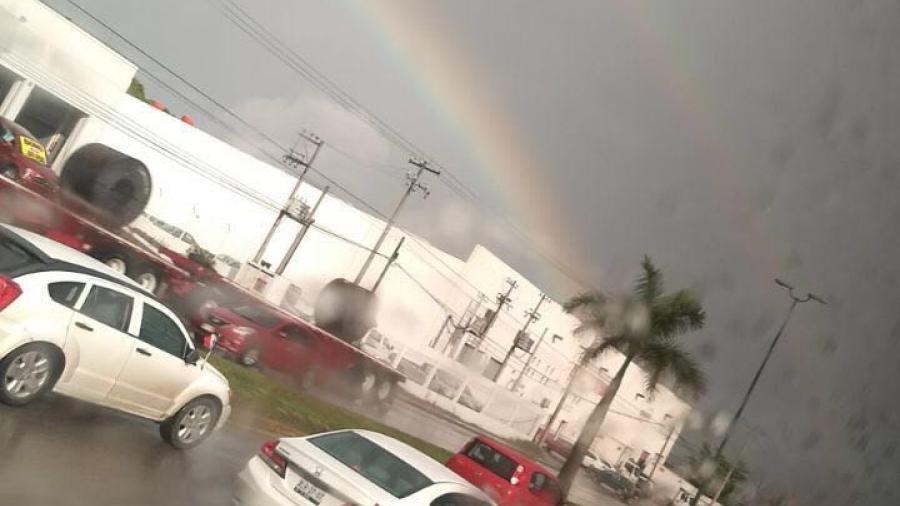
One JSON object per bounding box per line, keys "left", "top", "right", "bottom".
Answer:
{"left": 232, "top": 326, "right": 255, "bottom": 336}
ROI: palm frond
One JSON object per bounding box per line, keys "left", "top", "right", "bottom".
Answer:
{"left": 582, "top": 334, "right": 631, "bottom": 363}
{"left": 637, "top": 339, "right": 707, "bottom": 398}
{"left": 635, "top": 255, "right": 663, "bottom": 304}
{"left": 651, "top": 289, "right": 706, "bottom": 339}
{"left": 563, "top": 291, "right": 606, "bottom": 313}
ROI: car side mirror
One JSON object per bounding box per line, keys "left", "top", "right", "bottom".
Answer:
{"left": 201, "top": 333, "right": 218, "bottom": 370}
{"left": 184, "top": 348, "right": 200, "bottom": 365}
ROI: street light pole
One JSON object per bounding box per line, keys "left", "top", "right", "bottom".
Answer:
{"left": 689, "top": 279, "right": 825, "bottom": 505}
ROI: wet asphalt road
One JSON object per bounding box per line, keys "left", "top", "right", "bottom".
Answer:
{"left": 0, "top": 393, "right": 622, "bottom": 506}
{"left": 0, "top": 393, "right": 258, "bottom": 506}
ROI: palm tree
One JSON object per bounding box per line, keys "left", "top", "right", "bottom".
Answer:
{"left": 556, "top": 256, "right": 708, "bottom": 493}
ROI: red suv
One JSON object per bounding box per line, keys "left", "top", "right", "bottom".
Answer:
{"left": 447, "top": 436, "right": 565, "bottom": 506}
{"left": 0, "top": 117, "right": 59, "bottom": 197}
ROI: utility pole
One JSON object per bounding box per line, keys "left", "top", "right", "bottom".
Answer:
{"left": 275, "top": 186, "right": 330, "bottom": 275}
{"left": 480, "top": 278, "right": 517, "bottom": 345}
{"left": 254, "top": 131, "right": 323, "bottom": 264}
{"left": 647, "top": 424, "right": 677, "bottom": 481}
{"left": 497, "top": 292, "right": 547, "bottom": 381}
{"left": 371, "top": 236, "right": 405, "bottom": 292}
{"left": 537, "top": 360, "right": 581, "bottom": 446}
{"left": 354, "top": 158, "right": 439, "bottom": 285}
{"left": 689, "top": 278, "right": 825, "bottom": 505}
{"left": 510, "top": 328, "right": 547, "bottom": 392}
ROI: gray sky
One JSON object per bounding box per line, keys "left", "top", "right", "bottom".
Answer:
{"left": 47, "top": 0, "right": 900, "bottom": 503}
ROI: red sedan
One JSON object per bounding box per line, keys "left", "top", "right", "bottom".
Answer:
{"left": 194, "top": 304, "right": 350, "bottom": 388}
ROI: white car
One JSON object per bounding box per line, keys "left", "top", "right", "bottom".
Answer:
{"left": 234, "top": 429, "right": 496, "bottom": 506}
{"left": 0, "top": 224, "right": 230, "bottom": 448}
{"left": 582, "top": 452, "right": 615, "bottom": 474}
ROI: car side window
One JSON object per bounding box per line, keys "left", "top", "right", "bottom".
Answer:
{"left": 529, "top": 472, "right": 562, "bottom": 505}
{"left": 139, "top": 303, "right": 188, "bottom": 358}
{"left": 529, "top": 472, "right": 547, "bottom": 490}
{"left": 431, "top": 492, "right": 492, "bottom": 506}
{"left": 281, "top": 325, "right": 312, "bottom": 344}
{"left": 80, "top": 285, "right": 133, "bottom": 331}
{"left": 48, "top": 282, "right": 84, "bottom": 308}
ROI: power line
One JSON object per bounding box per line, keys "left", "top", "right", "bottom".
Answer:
{"left": 52, "top": 0, "right": 497, "bottom": 309}
{"left": 211, "top": 0, "right": 592, "bottom": 292}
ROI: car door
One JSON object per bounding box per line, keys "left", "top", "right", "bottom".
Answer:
{"left": 273, "top": 324, "right": 315, "bottom": 373}
{"left": 525, "top": 472, "right": 563, "bottom": 506}
{"left": 106, "top": 298, "right": 200, "bottom": 419}
{"left": 61, "top": 281, "right": 137, "bottom": 403}
{"left": 455, "top": 440, "right": 518, "bottom": 502}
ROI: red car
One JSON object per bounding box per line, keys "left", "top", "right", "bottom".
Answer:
{"left": 447, "top": 436, "right": 565, "bottom": 506}
{"left": 193, "top": 303, "right": 366, "bottom": 389}
{"left": 0, "top": 117, "right": 59, "bottom": 197}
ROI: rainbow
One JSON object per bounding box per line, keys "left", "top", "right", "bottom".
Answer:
{"left": 351, "top": 0, "right": 782, "bottom": 289}
{"left": 353, "top": 1, "right": 846, "bottom": 480}
{"left": 350, "top": 0, "right": 588, "bottom": 294}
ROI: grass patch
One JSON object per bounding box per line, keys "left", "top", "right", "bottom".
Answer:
{"left": 212, "top": 356, "right": 453, "bottom": 462}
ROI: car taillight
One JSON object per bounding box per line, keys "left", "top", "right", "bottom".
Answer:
{"left": 0, "top": 275, "right": 22, "bottom": 311}
{"left": 259, "top": 439, "right": 287, "bottom": 478}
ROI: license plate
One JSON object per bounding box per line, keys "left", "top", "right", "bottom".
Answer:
{"left": 293, "top": 476, "right": 325, "bottom": 505}
{"left": 18, "top": 137, "right": 48, "bottom": 165}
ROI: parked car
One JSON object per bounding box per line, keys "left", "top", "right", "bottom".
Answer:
{"left": 447, "top": 435, "right": 565, "bottom": 506}
{"left": 0, "top": 224, "right": 230, "bottom": 448}
{"left": 234, "top": 429, "right": 495, "bottom": 505}
{"left": 582, "top": 451, "right": 615, "bottom": 474}
{"left": 592, "top": 467, "right": 636, "bottom": 501}
{"left": 0, "top": 117, "right": 58, "bottom": 197}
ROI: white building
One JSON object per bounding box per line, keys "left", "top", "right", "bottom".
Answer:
{"left": 0, "top": 0, "right": 692, "bottom": 471}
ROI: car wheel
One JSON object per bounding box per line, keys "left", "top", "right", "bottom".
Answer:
{"left": 133, "top": 267, "right": 160, "bottom": 293}
{"left": 0, "top": 343, "right": 62, "bottom": 406}
{"left": 299, "top": 367, "right": 318, "bottom": 391}
{"left": 160, "top": 397, "right": 221, "bottom": 449}
{"left": 239, "top": 347, "right": 260, "bottom": 367}
{"left": 97, "top": 252, "right": 129, "bottom": 275}
{"left": 370, "top": 377, "right": 396, "bottom": 416}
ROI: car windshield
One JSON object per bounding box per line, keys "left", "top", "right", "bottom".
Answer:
{"left": 232, "top": 305, "right": 281, "bottom": 328}
{"left": 309, "top": 431, "right": 433, "bottom": 498}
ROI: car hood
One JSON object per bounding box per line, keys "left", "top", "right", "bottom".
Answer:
{"left": 201, "top": 362, "right": 230, "bottom": 390}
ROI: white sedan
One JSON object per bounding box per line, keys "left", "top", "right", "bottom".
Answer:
{"left": 0, "top": 224, "right": 230, "bottom": 448}
{"left": 234, "top": 429, "right": 495, "bottom": 506}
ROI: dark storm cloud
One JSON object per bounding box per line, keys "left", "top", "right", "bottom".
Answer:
{"left": 46, "top": 0, "right": 900, "bottom": 503}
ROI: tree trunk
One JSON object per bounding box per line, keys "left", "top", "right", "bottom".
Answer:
{"left": 557, "top": 352, "right": 635, "bottom": 494}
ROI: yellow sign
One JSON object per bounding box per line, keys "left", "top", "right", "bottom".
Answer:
{"left": 18, "top": 136, "right": 48, "bottom": 166}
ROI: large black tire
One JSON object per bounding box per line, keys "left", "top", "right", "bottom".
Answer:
{"left": 0, "top": 343, "right": 63, "bottom": 406}
{"left": 60, "top": 144, "right": 152, "bottom": 228}
{"left": 159, "top": 396, "right": 221, "bottom": 449}
{"left": 314, "top": 279, "right": 377, "bottom": 343}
